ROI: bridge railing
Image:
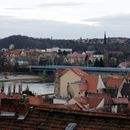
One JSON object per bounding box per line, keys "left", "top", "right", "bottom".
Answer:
{"left": 30, "top": 65, "right": 130, "bottom": 73}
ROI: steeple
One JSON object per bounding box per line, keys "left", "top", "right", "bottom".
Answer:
{"left": 104, "top": 32, "right": 107, "bottom": 44}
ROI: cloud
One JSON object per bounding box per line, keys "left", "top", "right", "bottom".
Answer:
{"left": 0, "top": 16, "right": 101, "bottom": 39}
{"left": 84, "top": 14, "right": 130, "bottom": 27}
{"left": 82, "top": 14, "right": 130, "bottom": 37}
{"left": 39, "top": 2, "right": 87, "bottom": 7}
{"left": 0, "top": 15, "right": 15, "bottom": 22}
{"left": 0, "top": 14, "right": 130, "bottom": 39}
{"left": 5, "top": 7, "right": 33, "bottom": 10}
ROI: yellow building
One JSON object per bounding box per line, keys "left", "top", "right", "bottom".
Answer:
{"left": 55, "top": 68, "right": 88, "bottom": 98}
{"left": 55, "top": 68, "right": 106, "bottom": 99}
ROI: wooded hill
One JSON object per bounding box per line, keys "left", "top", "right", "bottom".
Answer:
{"left": 0, "top": 35, "right": 130, "bottom": 52}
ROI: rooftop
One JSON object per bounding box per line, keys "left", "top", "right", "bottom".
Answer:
{"left": 0, "top": 104, "right": 130, "bottom": 130}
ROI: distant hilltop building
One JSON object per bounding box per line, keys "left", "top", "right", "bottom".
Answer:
{"left": 46, "top": 47, "right": 72, "bottom": 53}
{"left": 9, "top": 44, "right": 15, "bottom": 50}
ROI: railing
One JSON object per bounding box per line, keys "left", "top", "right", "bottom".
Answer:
{"left": 30, "top": 65, "right": 130, "bottom": 73}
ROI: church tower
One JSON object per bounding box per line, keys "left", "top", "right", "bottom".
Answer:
{"left": 104, "top": 32, "right": 107, "bottom": 44}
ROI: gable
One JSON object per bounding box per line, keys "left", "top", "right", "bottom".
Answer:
{"left": 97, "top": 75, "right": 106, "bottom": 90}
{"left": 60, "top": 70, "right": 81, "bottom": 82}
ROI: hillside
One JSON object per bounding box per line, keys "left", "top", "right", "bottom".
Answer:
{"left": 0, "top": 35, "right": 130, "bottom": 52}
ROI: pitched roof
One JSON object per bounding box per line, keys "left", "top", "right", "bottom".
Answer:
{"left": 121, "top": 83, "right": 130, "bottom": 96}
{"left": 0, "top": 98, "right": 19, "bottom": 112}
{"left": 119, "top": 61, "right": 130, "bottom": 68}
{"left": 87, "top": 93, "right": 113, "bottom": 105}
{"left": 7, "top": 94, "right": 23, "bottom": 100}
{"left": 0, "top": 93, "right": 6, "bottom": 100}
{"left": 124, "top": 73, "right": 130, "bottom": 80}
{"left": 57, "top": 68, "right": 88, "bottom": 78}
{"left": 80, "top": 74, "right": 98, "bottom": 93}
{"left": 112, "top": 98, "right": 129, "bottom": 104}
{"left": 73, "top": 96, "right": 103, "bottom": 109}
{"left": 28, "top": 96, "right": 43, "bottom": 106}
{"left": 67, "top": 52, "right": 85, "bottom": 58}
{"left": 16, "top": 104, "right": 30, "bottom": 115}
{"left": 39, "top": 104, "right": 82, "bottom": 111}
{"left": 0, "top": 103, "right": 130, "bottom": 129}
{"left": 104, "top": 76, "right": 124, "bottom": 88}
{"left": 72, "top": 68, "right": 88, "bottom": 77}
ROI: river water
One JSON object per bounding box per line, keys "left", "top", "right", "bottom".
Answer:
{"left": 0, "top": 81, "right": 55, "bottom": 95}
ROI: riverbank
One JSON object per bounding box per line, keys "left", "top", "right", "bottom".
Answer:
{"left": 0, "top": 75, "right": 42, "bottom": 82}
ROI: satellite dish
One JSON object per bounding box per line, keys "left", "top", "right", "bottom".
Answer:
{"left": 67, "top": 83, "right": 74, "bottom": 99}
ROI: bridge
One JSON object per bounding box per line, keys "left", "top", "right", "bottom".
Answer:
{"left": 30, "top": 65, "right": 130, "bottom": 73}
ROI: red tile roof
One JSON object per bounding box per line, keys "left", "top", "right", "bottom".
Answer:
{"left": 16, "top": 104, "right": 30, "bottom": 115}
{"left": 7, "top": 94, "right": 23, "bottom": 100}
{"left": 0, "top": 98, "right": 19, "bottom": 112}
{"left": 72, "top": 68, "right": 88, "bottom": 77}
{"left": 80, "top": 74, "right": 98, "bottom": 93}
{"left": 112, "top": 98, "right": 129, "bottom": 104}
{"left": 57, "top": 68, "right": 88, "bottom": 78}
{"left": 28, "top": 96, "right": 43, "bottom": 106}
{"left": 124, "top": 73, "right": 130, "bottom": 80}
{"left": 0, "top": 93, "right": 6, "bottom": 100}
{"left": 104, "top": 76, "right": 124, "bottom": 88}
{"left": 73, "top": 96, "right": 103, "bottom": 109}
{"left": 0, "top": 104, "right": 130, "bottom": 129}
{"left": 87, "top": 93, "right": 113, "bottom": 105}
{"left": 39, "top": 103, "right": 82, "bottom": 111}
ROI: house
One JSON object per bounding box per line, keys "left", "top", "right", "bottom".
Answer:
{"left": 68, "top": 74, "right": 106, "bottom": 98}
{"left": 68, "top": 96, "right": 105, "bottom": 111}
{"left": 124, "top": 73, "right": 130, "bottom": 83}
{"left": 67, "top": 52, "right": 85, "bottom": 65}
{"left": 121, "top": 74, "right": 130, "bottom": 98}
{"left": 87, "top": 93, "right": 112, "bottom": 110}
{"left": 93, "top": 54, "right": 104, "bottom": 62}
{"left": 55, "top": 68, "right": 105, "bottom": 99}
{"left": 103, "top": 76, "right": 125, "bottom": 98}
{"left": 54, "top": 68, "right": 88, "bottom": 98}
{"left": 80, "top": 74, "right": 105, "bottom": 94}
{"left": 112, "top": 98, "right": 129, "bottom": 113}
{"left": 121, "top": 83, "right": 130, "bottom": 98}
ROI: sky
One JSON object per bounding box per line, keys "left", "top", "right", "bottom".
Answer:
{"left": 0, "top": 0, "right": 130, "bottom": 39}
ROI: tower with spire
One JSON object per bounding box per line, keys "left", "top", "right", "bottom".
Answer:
{"left": 104, "top": 32, "right": 107, "bottom": 44}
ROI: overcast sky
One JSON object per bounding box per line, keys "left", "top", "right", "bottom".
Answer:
{"left": 0, "top": 0, "right": 130, "bottom": 39}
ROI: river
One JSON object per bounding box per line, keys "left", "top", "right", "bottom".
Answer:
{"left": 0, "top": 81, "right": 55, "bottom": 95}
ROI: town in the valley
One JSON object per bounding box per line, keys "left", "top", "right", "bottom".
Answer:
{"left": 1, "top": 0, "right": 130, "bottom": 129}
{"left": 0, "top": 35, "right": 130, "bottom": 129}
